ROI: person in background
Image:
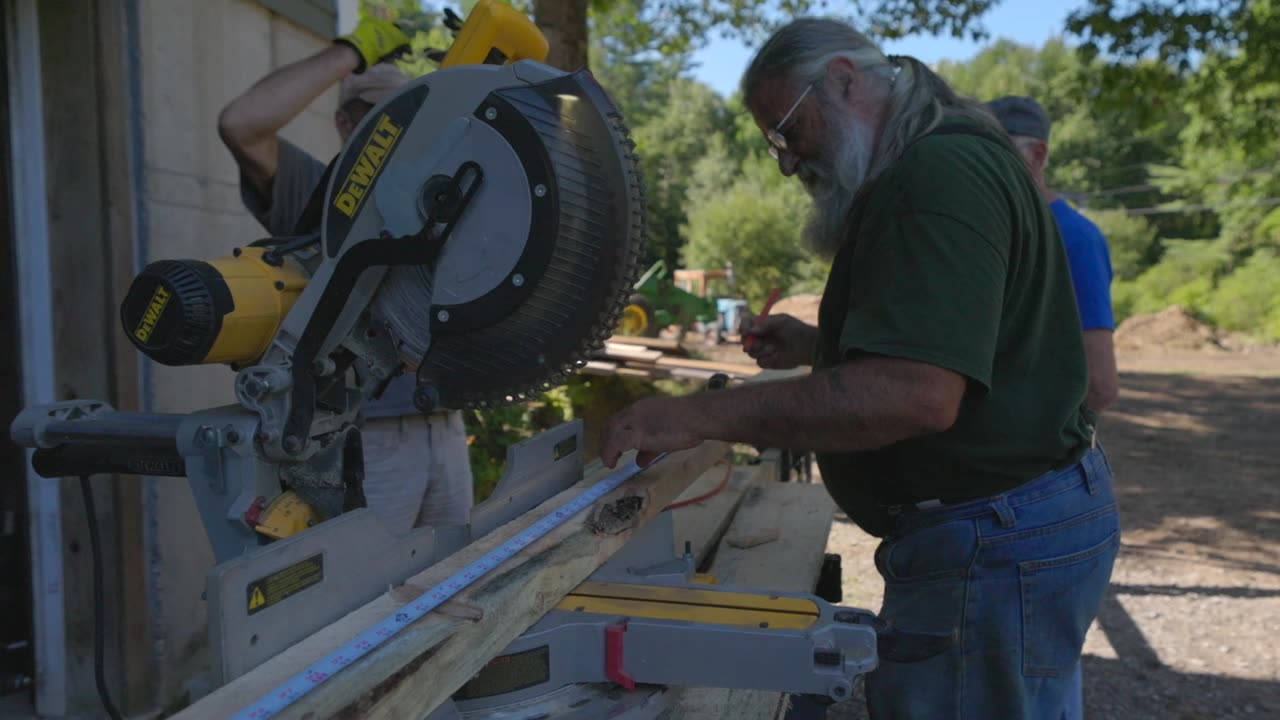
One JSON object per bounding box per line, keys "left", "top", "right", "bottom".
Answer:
{"left": 217, "top": 17, "right": 474, "bottom": 533}
{"left": 987, "top": 94, "right": 1123, "bottom": 720}
{"left": 987, "top": 96, "right": 1120, "bottom": 413}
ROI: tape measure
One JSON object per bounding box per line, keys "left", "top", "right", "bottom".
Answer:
{"left": 234, "top": 453, "right": 666, "bottom": 719}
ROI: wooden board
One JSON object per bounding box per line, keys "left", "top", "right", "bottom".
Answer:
{"left": 655, "top": 356, "right": 762, "bottom": 377}
{"left": 604, "top": 336, "right": 685, "bottom": 354}
{"left": 178, "top": 442, "right": 730, "bottom": 720}
{"left": 615, "top": 367, "right": 656, "bottom": 379}
{"left": 668, "top": 482, "right": 837, "bottom": 720}
{"left": 668, "top": 461, "right": 764, "bottom": 568}
{"left": 602, "top": 342, "right": 665, "bottom": 362}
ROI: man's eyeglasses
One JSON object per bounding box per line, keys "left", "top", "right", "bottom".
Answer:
{"left": 766, "top": 82, "right": 816, "bottom": 160}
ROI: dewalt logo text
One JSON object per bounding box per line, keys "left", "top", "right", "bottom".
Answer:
{"left": 334, "top": 114, "right": 403, "bottom": 218}
{"left": 133, "top": 285, "right": 171, "bottom": 342}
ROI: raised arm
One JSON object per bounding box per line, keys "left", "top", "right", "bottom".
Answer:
{"left": 217, "top": 17, "right": 408, "bottom": 196}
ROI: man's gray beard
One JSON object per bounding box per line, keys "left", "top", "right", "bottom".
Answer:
{"left": 800, "top": 116, "right": 876, "bottom": 260}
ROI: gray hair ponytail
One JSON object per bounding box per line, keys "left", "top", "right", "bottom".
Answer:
{"left": 742, "top": 19, "right": 1009, "bottom": 181}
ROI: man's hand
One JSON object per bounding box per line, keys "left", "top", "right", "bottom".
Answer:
{"left": 743, "top": 314, "right": 818, "bottom": 369}
{"left": 336, "top": 17, "right": 411, "bottom": 73}
{"left": 600, "top": 396, "right": 706, "bottom": 468}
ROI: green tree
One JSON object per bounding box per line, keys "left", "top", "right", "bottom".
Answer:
{"left": 1082, "top": 209, "right": 1160, "bottom": 281}
{"left": 1205, "top": 251, "right": 1280, "bottom": 340}
{"left": 937, "top": 39, "right": 1183, "bottom": 218}
{"left": 682, "top": 150, "right": 823, "bottom": 305}
{"left": 631, "top": 79, "right": 734, "bottom": 267}
{"left": 1069, "top": 1, "right": 1280, "bottom": 154}
{"left": 535, "top": 0, "right": 1004, "bottom": 72}
{"left": 1112, "top": 238, "right": 1231, "bottom": 321}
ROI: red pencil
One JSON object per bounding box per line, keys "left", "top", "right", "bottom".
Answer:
{"left": 744, "top": 288, "right": 784, "bottom": 353}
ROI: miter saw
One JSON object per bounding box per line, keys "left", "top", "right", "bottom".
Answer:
{"left": 10, "top": 2, "right": 944, "bottom": 717}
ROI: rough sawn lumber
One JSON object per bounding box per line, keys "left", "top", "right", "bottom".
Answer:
{"left": 176, "top": 442, "right": 729, "bottom": 720}
{"left": 668, "top": 481, "right": 838, "bottom": 719}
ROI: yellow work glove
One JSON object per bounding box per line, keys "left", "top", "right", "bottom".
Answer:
{"left": 336, "top": 17, "right": 411, "bottom": 73}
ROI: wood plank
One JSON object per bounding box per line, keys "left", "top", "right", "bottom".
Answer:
{"left": 38, "top": 2, "right": 132, "bottom": 711}
{"left": 668, "top": 461, "right": 757, "bottom": 568}
{"left": 94, "top": 0, "right": 151, "bottom": 710}
{"left": 655, "top": 356, "right": 763, "bottom": 377}
{"left": 604, "top": 335, "right": 685, "bottom": 354}
{"left": 602, "top": 342, "right": 665, "bottom": 362}
{"left": 178, "top": 442, "right": 730, "bottom": 720}
{"left": 615, "top": 367, "right": 656, "bottom": 379}
{"left": 668, "top": 482, "right": 837, "bottom": 720}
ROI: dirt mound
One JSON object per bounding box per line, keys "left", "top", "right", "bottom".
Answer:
{"left": 1115, "top": 305, "right": 1222, "bottom": 351}
{"left": 771, "top": 294, "right": 821, "bottom": 326}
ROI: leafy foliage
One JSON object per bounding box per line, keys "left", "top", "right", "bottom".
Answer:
{"left": 1082, "top": 209, "right": 1160, "bottom": 282}
{"left": 682, "top": 150, "right": 826, "bottom": 305}
{"left": 1204, "top": 251, "right": 1280, "bottom": 339}
{"left": 631, "top": 80, "right": 735, "bottom": 266}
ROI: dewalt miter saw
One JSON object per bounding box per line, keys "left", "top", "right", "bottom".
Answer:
{"left": 10, "top": 3, "right": 942, "bottom": 717}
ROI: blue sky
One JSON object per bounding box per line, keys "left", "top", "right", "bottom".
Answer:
{"left": 689, "top": 0, "right": 1087, "bottom": 97}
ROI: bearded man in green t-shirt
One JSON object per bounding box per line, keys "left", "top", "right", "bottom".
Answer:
{"left": 600, "top": 18, "right": 1120, "bottom": 720}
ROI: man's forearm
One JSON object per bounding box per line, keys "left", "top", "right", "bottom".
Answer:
{"left": 219, "top": 45, "right": 358, "bottom": 145}
{"left": 685, "top": 358, "right": 963, "bottom": 452}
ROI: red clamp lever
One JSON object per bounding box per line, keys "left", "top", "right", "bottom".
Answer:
{"left": 605, "top": 621, "right": 635, "bottom": 690}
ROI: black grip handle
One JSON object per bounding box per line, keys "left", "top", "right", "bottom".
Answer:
{"left": 32, "top": 445, "right": 186, "bottom": 478}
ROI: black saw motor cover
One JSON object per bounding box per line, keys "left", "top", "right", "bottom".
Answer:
{"left": 120, "top": 259, "right": 234, "bottom": 366}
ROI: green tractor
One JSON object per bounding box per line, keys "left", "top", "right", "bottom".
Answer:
{"left": 617, "top": 260, "right": 719, "bottom": 337}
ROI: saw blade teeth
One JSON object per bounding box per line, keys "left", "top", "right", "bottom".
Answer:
{"left": 420, "top": 80, "right": 649, "bottom": 412}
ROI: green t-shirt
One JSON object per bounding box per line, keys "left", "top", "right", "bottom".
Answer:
{"left": 814, "top": 123, "right": 1093, "bottom": 536}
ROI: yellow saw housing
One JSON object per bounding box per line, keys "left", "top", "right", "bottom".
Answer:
{"left": 120, "top": 247, "right": 307, "bottom": 366}
{"left": 441, "top": 0, "right": 548, "bottom": 68}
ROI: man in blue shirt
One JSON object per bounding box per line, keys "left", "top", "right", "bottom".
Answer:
{"left": 988, "top": 96, "right": 1120, "bottom": 720}
{"left": 988, "top": 96, "right": 1120, "bottom": 413}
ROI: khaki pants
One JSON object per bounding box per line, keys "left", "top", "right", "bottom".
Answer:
{"left": 360, "top": 411, "right": 474, "bottom": 536}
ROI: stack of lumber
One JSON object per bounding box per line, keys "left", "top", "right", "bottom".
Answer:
{"left": 585, "top": 339, "right": 764, "bottom": 383}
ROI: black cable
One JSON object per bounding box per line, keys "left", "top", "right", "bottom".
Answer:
{"left": 78, "top": 476, "right": 123, "bottom": 720}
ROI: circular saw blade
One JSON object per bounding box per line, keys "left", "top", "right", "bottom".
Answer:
{"left": 371, "top": 69, "right": 646, "bottom": 410}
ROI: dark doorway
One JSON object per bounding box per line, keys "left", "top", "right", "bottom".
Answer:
{"left": 0, "top": 6, "right": 37, "bottom": 703}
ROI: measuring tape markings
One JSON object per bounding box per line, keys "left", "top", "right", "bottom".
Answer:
{"left": 235, "top": 454, "right": 665, "bottom": 719}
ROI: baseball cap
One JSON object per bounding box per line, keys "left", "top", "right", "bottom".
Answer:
{"left": 339, "top": 62, "right": 411, "bottom": 108}
{"left": 986, "top": 96, "right": 1051, "bottom": 141}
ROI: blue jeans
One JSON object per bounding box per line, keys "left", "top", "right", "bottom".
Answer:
{"left": 866, "top": 448, "right": 1120, "bottom": 719}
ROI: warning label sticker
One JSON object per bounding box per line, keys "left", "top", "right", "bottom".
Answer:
{"left": 246, "top": 554, "right": 324, "bottom": 615}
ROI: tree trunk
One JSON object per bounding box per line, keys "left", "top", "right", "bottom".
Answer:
{"left": 533, "top": 0, "right": 590, "bottom": 71}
